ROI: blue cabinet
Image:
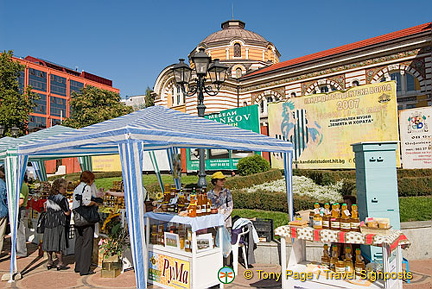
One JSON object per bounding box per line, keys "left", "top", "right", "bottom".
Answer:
{"left": 351, "top": 141, "right": 400, "bottom": 261}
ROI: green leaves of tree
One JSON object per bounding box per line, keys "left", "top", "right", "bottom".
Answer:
{"left": 0, "top": 50, "right": 39, "bottom": 136}
{"left": 63, "top": 86, "right": 133, "bottom": 128}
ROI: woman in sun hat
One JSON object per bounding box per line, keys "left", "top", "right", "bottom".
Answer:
{"left": 207, "top": 171, "right": 233, "bottom": 229}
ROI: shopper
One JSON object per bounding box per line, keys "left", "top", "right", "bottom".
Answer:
{"left": 43, "top": 178, "right": 70, "bottom": 270}
{"left": 0, "top": 167, "right": 7, "bottom": 255}
{"left": 207, "top": 171, "right": 233, "bottom": 230}
{"left": 17, "top": 174, "right": 29, "bottom": 258}
{"left": 72, "top": 171, "right": 100, "bottom": 276}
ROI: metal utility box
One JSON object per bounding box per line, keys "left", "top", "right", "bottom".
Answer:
{"left": 351, "top": 141, "right": 400, "bottom": 261}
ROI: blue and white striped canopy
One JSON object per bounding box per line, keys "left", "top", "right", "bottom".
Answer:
{"left": 18, "top": 106, "right": 293, "bottom": 156}
{"left": 14, "top": 106, "right": 293, "bottom": 289}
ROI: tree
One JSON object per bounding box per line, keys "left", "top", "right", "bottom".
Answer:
{"left": 237, "top": 154, "right": 270, "bottom": 176}
{"left": 144, "top": 86, "right": 155, "bottom": 108}
{"left": 0, "top": 50, "right": 38, "bottom": 137}
{"left": 63, "top": 86, "right": 133, "bottom": 128}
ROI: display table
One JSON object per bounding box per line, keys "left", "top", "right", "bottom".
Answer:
{"left": 144, "top": 212, "right": 225, "bottom": 289}
{"left": 275, "top": 225, "right": 411, "bottom": 289}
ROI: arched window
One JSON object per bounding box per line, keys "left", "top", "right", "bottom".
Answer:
{"left": 380, "top": 71, "right": 420, "bottom": 93}
{"left": 290, "top": 92, "right": 296, "bottom": 98}
{"left": 352, "top": 80, "right": 360, "bottom": 87}
{"left": 236, "top": 68, "right": 242, "bottom": 78}
{"left": 234, "top": 43, "right": 241, "bottom": 57}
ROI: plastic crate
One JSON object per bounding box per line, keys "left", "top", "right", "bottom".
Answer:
{"left": 252, "top": 218, "right": 274, "bottom": 242}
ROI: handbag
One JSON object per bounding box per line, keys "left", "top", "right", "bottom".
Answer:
{"left": 73, "top": 185, "right": 101, "bottom": 226}
{"left": 36, "top": 211, "right": 46, "bottom": 234}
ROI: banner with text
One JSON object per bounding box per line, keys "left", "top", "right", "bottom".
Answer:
{"left": 268, "top": 82, "right": 400, "bottom": 169}
{"left": 399, "top": 106, "right": 432, "bottom": 169}
{"left": 148, "top": 251, "right": 190, "bottom": 289}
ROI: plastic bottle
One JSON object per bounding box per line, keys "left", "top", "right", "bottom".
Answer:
{"left": 354, "top": 248, "right": 365, "bottom": 275}
{"left": 340, "top": 203, "right": 351, "bottom": 232}
{"left": 206, "top": 196, "right": 211, "bottom": 215}
{"left": 308, "top": 210, "right": 314, "bottom": 227}
{"left": 196, "top": 193, "right": 202, "bottom": 216}
{"left": 350, "top": 204, "right": 360, "bottom": 232}
{"left": 322, "top": 203, "right": 331, "bottom": 229}
{"left": 344, "top": 245, "right": 354, "bottom": 273}
{"left": 313, "top": 203, "right": 323, "bottom": 229}
{"left": 321, "top": 244, "right": 330, "bottom": 267}
{"left": 330, "top": 203, "right": 340, "bottom": 230}
{"left": 330, "top": 244, "right": 339, "bottom": 271}
{"left": 200, "top": 188, "right": 207, "bottom": 216}
{"left": 187, "top": 194, "right": 197, "bottom": 217}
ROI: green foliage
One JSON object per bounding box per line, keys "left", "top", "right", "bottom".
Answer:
{"left": 399, "top": 196, "right": 432, "bottom": 222}
{"left": 293, "top": 169, "right": 356, "bottom": 185}
{"left": 398, "top": 176, "right": 432, "bottom": 196}
{"left": 63, "top": 86, "right": 133, "bottom": 128}
{"left": 144, "top": 87, "right": 155, "bottom": 108}
{"left": 0, "top": 50, "right": 39, "bottom": 136}
{"left": 232, "top": 189, "right": 315, "bottom": 213}
{"left": 206, "top": 169, "right": 282, "bottom": 191}
{"left": 232, "top": 209, "right": 289, "bottom": 231}
{"left": 237, "top": 154, "right": 270, "bottom": 176}
{"left": 100, "top": 215, "right": 129, "bottom": 258}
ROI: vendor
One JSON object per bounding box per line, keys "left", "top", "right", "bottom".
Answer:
{"left": 207, "top": 172, "right": 233, "bottom": 230}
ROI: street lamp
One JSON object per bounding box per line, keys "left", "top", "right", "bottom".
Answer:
{"left": 172, "top": 48, "right": 228, "bottom": 188}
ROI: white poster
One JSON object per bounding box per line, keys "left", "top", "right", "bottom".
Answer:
{"left": 399, "top": 107, "right": 432, "bottom": 169}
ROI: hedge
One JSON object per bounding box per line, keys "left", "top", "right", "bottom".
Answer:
{"left": 232, "top": 190, "right": 316, "bottom": 213}
{"left": 293, "top": 169, "right": 432, "bottom": 197}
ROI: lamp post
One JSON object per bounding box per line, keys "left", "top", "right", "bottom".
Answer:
{"left": 172, "top": 48, "right": 228, "bottom": 188}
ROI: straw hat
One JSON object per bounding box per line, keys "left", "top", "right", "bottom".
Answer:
{"left": 211, "top": 171, "right": 226, "bottom": 180}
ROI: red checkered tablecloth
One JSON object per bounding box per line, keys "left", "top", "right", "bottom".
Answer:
{"left": 275, "top": 225, "right": 410, "bottom": 251}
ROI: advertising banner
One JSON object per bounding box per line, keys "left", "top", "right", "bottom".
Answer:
{"left": 148, "top": 251, "right": 190, "bottom": 289}
{"left": 268, "top": 82, "right": 400, "bottom": 169}
{"left": 399, "top": 107, "right": 432, "bottom": 169}
{"left": 186, "top": 105, "right": 260, "bottom": 171}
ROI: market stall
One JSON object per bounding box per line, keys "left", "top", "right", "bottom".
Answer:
{"left": 14, "top": 106, "right": 294, "bottom": 288}
{"left": 276, "top": 217, "right": 411, "bottom": 288}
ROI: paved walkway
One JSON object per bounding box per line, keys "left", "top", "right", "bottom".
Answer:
{"left": 0, "top": 239, "right": 430, "bottom": 288}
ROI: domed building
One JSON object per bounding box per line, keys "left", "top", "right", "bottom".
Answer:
{"left": 153, "top": 20, "right": 280, "bottom": 115}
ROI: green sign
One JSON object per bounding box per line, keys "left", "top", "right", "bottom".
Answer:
{"left": 186, "top": 105, "right": 260, "bottom": 171}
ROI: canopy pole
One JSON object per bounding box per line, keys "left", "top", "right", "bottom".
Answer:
{"left": 167, "top": 147, "right": 181, "bottom": 190}
{"left": 118, "top": 141, "right": 147, "bottom": 288}
{"left": 30, "top": 160, "right": 47, "bottom": 182}
{"left": 4, "top": 152, "right": 28, "bottom": 282}
{"left": 149, "top": 151, "right": 164, "bottom": 193}
{"left": 283, "top": 152, "right": 294, "bottom": 222}
{"left": 78, "top": 156, "right": 92, "bottom": 172}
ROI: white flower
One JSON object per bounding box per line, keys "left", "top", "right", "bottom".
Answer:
{"left": 242, "top": 176, "right": 342, "bottom": 203}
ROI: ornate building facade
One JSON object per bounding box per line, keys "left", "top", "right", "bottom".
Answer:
{"left": 154, "top": 21, "right": 431, "bottom": 125}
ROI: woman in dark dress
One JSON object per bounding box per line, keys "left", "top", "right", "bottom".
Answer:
{"left": 43, "top": 178, "right": 71, "bottom": 270}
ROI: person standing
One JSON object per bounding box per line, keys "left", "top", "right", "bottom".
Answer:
{"left": 17, "top": 174, "right": 29, "bottom": 258}
{"left": 0, "top": 167, "right": 8, "bottom": 255}
{"left": 43, "top": 178, "right": 71, "bottom": 270}
{"left": 72, "top": 171, "right": 100, "bottom": 276}
{"left": 207, "top": 171, "right": 233, "bottom": 229}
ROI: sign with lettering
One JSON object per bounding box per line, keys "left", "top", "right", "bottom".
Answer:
{"left": 148, "top": 251, "right": 190, "bottom": 289}
{"left": 399, "top": 106, "right": 432, "bottom": 168}
{"left": 186, "top": 105, "right": 260, "bottom": 171}
{"left": 268, "top": 82, "right": 400, "bottom": 169}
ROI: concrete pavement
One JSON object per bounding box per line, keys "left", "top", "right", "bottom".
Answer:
{"left": 0, "top": 238, "right": 430, "bottom": 288}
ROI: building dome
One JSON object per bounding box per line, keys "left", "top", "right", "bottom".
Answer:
{"left": 200, "top": 20, "right": 269, "bottom": 47}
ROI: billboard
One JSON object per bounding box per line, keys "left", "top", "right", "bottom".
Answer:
{"left": 186, "top": 105, "right": 260, "bottom": 171}
{"left": 268, "top": 82, "right": 400, "bottom": 169}
{"left": 399, "top": 107, "right": 432, "bottom": 169}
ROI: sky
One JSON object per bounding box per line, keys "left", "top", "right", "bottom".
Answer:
{"left": 1, "top": 0, "right": 431, "bottom": 98}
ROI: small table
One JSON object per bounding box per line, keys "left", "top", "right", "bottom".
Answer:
{"left": 275, "top": 225, "right": 410, "bottom": 289}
